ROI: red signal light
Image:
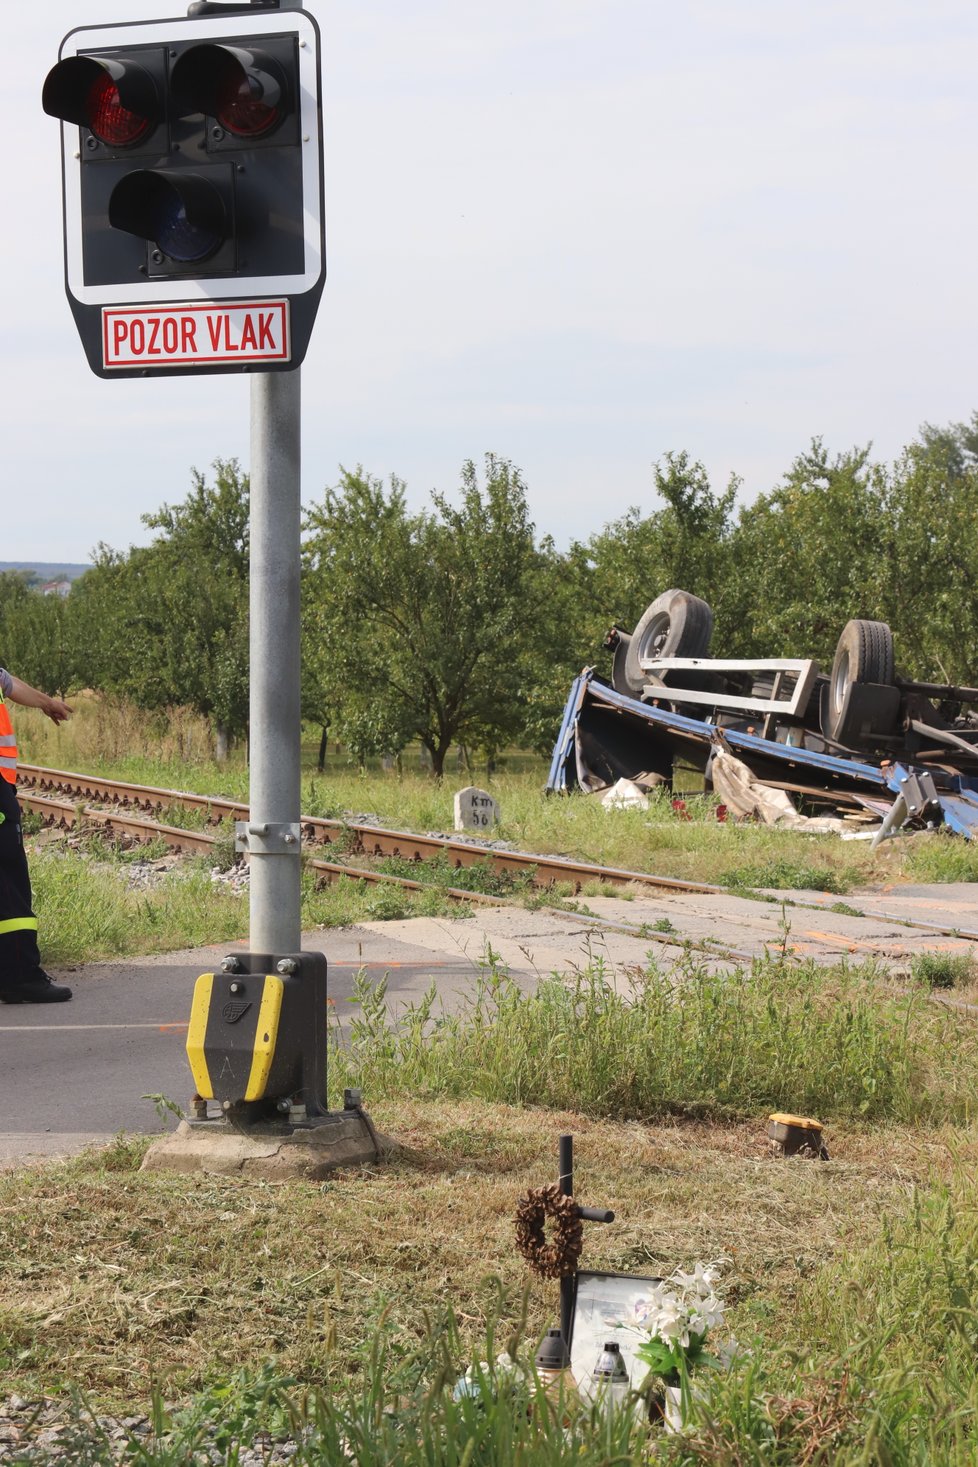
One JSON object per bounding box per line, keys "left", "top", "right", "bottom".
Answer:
{"left": 87, "top": 71, "right": 152, "bottom": 148}
{"left": 216, "top": 72, "right": 279, "bottom": 138}
{"left": 42, "top": 54, "right": 160, "bottom": 150}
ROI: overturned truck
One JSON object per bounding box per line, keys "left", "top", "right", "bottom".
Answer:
{"left": 547, "top": 589, "right": 978, "bottom": 840}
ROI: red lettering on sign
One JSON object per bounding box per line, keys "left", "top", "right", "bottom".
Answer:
{"left": 103, "top": 301, "right": 288, "bottom": 369}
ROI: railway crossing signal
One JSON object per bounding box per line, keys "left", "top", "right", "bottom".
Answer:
{"left": 43, "top": 7, "right": 325, "bottom": 377}
{"left": 43, "top": 10, "right": 379, "bottom": 1171}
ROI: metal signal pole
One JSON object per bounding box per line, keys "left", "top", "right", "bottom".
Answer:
{"left": 248, "top": 369, "right": 303, "bottom": 955}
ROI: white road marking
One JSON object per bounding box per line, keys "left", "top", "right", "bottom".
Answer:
{"left": 0, "top": 1022, "right": 188, "bottom": 1032}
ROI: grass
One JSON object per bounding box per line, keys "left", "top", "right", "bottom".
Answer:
{"left": 30, "top": 849, "right": 247, "bottom": 964}
{"left": 910, "top": 950, "right": 978, "bottom": 990}
{"left": 13, "top": 695, "right": 978, "bottom": 1458}
{"left": 28, "top": 846, "right": 478, "bottom": 966}
{"left": 905, "top": 828, "right": 978, "bottom": 884}
{"left": 327, "top": 952, "right": 978, "bottom": 1127}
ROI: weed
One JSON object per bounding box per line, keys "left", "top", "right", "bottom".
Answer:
{"left": 84, "top": 832, "right": 173, "bottom": 864}
{"left": 723, "top": 859, "right": 849, "bottom": 895}
{"left": 909, "top": 950, "right": 977, "bottom": 989}
{"left": 830, "top": 900, "right": 863, "bottom": 917}
{"left": 376, "top": 853, "right": 535, "bottom": 899}
{"left": 363, "top": 885, "right": 417, "bottom": 922}
{"left": 142, "top": 1093, "right": 186, "bottom": 1123}
{"left": 154, "top": 803, "right": 213, "bottom": 831}
{"left": 327, "top": 953, "right": 967, "bottom": 1126}
{"left": 83, "top": 1134, "right": 152, "bottom": 1171}
{"left": 208, "top": 818, "right": 239, "bottom": 872}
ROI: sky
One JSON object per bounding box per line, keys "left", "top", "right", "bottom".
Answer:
{"left": 7, "top": 1, "right": 978, "bottom": 564}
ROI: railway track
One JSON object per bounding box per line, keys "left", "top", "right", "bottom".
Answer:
{"left": 17, "top": 763, "right": 720, "bottom": 896}
{"left": 16, "top": 765, "right": 978, "bottom": 963}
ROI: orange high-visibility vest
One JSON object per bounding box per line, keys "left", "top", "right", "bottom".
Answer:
{"left": 0, "top": 691, "right": 18, "bottom": 784}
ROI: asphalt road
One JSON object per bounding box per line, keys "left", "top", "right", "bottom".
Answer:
{"left": 0, "top": 924, "right": 500, "bottom": 1167}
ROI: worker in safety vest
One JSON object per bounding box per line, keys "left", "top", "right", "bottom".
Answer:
{"left": 0, "top": 668, "right": 73, "bottom": 1003}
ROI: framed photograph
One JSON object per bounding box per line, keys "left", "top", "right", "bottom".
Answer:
{"left": 569, "top": 1269, "right": 661, "bottom": 1389}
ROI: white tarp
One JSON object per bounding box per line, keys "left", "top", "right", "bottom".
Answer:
{"left": 710, "top": 747, "right": 855, "bottom": 834}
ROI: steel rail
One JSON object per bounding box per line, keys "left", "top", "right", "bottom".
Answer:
{"left": 20, "top": 792, "right": 754, "bottom": 965}
{"left": 19, "top": 764, "right": 244, "bottom": 821}
{"left": 18, "top": 793, "right": 504, "bottom": 907}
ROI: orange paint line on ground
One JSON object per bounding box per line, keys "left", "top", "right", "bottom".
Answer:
{"left": 868, "top": 893, "right": 977, "bottom": 914}
{"left": 800, "top": 929, "right": 890, "bottom": 953}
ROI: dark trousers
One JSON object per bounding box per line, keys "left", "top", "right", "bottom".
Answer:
{"left": 0, "top": 776, "right": 42, "bottom": 980}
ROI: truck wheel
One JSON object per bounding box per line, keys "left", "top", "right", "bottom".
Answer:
{"left": 620, "top": 589, "right": 714, "bottom": 697}
{"left": 610, "top": 631, "right": 632, "bottom": 696}
{"left": 823, "top": 619, "right": 896, "bottom": 745}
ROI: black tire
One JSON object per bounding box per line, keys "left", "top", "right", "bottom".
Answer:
{"left": 620, "top": 590, "right": 714, "bottom": 696}
{"left": 823, "top": 619, "right": 895, "bottom": 745}
{"left": 610, "top": 631, "right": 631, "bottom": 696}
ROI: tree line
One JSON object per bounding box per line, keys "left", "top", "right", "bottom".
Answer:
{"left": 3, "top": 414, "right": 976, "bottom": 776}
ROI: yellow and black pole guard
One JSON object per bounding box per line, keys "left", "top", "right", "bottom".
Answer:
{"left": 186, "top": 950, "right": 328, "bottom": 1122}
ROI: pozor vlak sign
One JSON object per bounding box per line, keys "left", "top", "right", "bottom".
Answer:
{"left": 43, "top": 6, "right": 325, "bottom": 378}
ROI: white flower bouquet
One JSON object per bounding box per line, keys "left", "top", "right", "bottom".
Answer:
{"left": 632, "top": 1262, "right": 732, "bottom": 1385}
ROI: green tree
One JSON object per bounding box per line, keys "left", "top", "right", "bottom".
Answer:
{"left": 582, "top": 451, "right": 738, "bottom": 656}
{"left": 879, "top": 425, "right": 978, "bottom": 684}
{"left": 725, "top": 439, "right": 889, "bottom": 662}
{"left": 916, "top": 411, "right": 978, "bottom": 480}
{"left": 0, "top": 572, "right": 35, "bottom": 671}
{"left": 2, "top": 591, "right": 75, "bottom": 697}
{"left": 302, "top": 456, "right": 560, "bottom": 776}
{"left": 66, "top": 463, "right": 250, "bottom": 759}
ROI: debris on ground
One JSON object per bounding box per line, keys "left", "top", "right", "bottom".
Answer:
{"left": 601, "top": 777, "right": 652, "bottom": 810}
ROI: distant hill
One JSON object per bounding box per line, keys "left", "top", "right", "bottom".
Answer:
{"left": 0, "top": 562, "right": 91, "bottom": 582}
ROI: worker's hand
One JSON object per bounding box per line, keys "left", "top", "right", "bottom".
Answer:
{"left": 41, "top": 695, "right": 73, "bottom": 725}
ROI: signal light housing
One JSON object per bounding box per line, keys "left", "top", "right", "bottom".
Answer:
{"left": 109, "top": 169, "right": 233, "bottom": 269}
{"left": 171, "top": 44, "right": 290, "bottom": 140}
{"left": 42, "top": 54, "right": 162, "bottom": 151}
{"left": 43, "top": 11, "right": 325, "bottom": 379}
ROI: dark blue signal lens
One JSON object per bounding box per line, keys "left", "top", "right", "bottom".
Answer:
{"left": 109, "top": 170, "right": 227, "bottom": 268}
{"left": 152, "top": 196, "right": 222, "bottom": 263}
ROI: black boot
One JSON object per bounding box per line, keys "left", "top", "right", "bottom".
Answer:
{"left": 0, "top": 971, "right": 73, "bottom": 1004}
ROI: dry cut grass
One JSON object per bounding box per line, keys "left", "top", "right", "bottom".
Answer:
{"left": 0, "top": 1099, "right": 955, "bottom": 1410}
